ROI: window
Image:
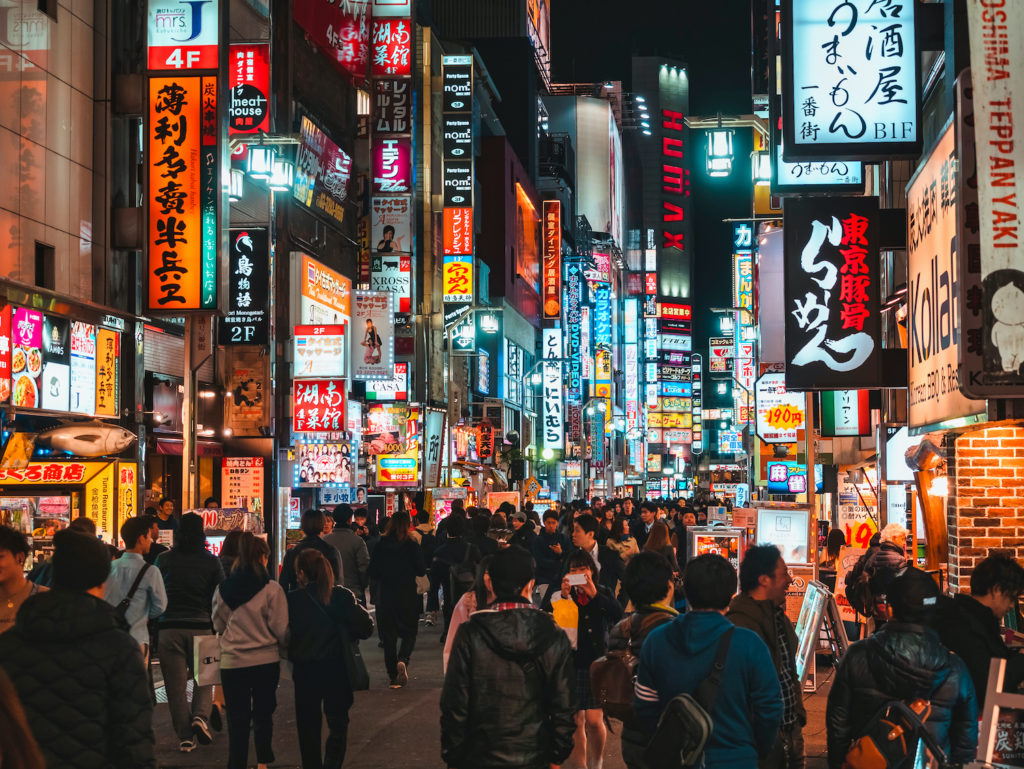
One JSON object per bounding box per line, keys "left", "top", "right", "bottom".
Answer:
{"left": 35, "top": 242, "right": 55, "bottom": 290}
{"left": 38, "top": 0, "right": 57, "bottom": 19}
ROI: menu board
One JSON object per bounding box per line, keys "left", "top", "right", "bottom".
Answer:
{"left": 294, "top": 324, "right": 346, "bottom": 378}
{"left": 11, "top": 308, "right": 43, "bottom": 409}
{"left": 221, "top": 457, "right": 264, "bottom": 512}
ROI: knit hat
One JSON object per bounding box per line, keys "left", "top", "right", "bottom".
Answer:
{"left": 886, "top": 567, "right": 940, "bottom": 623}
{"left": 511, "top": 512, "right": 527, "bottom": 523}
{"left": 51, "top": 529, "right": 111, "bottom": 590}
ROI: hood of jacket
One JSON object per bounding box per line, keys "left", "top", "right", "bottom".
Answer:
{"left": 667, "top": 609, "right": 733, "bottom": 656}
{"left": 218, "top": 568, "right": 270, "bottom": 610}
{"left": 470, "top": 605, "right": 565, "bottom": 663}
{"left": 15, "top": 588, "right": 124, "bottom": 642}
{"left": 864, "top": 622, "right": 952, "bottom": 698}
{"left": 728, "top": 593, "right": 776, "bottom": 636}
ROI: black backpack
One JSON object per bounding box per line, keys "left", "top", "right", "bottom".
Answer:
{"left": 448, "top": 542, "right": 480, "bottom": 600}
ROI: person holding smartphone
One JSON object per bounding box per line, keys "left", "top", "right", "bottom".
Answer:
{"left": 544, "top": 550, "right": 623, "bottom": 769}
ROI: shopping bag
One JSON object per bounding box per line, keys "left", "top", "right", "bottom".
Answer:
{"left": 193, "top": 634, "right": 221, "bottom": 686}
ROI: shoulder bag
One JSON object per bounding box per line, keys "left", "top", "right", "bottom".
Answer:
{"left": 114, "top": 562, "right": 151, "bottom": 622}
{"left": 308, "top": 592, "right": 371, "bottom": 691}
{"left": 644, "top": 627, "right": 735, "bottom": 769}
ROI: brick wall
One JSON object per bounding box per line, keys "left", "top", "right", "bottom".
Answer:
{"left": 950, "top": 424, "right": 1024, "bottom": 593}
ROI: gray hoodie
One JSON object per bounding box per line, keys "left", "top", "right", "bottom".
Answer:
{"left": 212, "top": 580, "right": 289, "bottom": 669}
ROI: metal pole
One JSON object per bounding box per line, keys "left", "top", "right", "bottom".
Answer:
{"left": 805, "top": 391, "right": 818, "bottom": 581}
{"left": 182, "top": 316, "right": 197, "bottom": 512}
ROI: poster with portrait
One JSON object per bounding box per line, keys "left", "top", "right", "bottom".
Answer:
{"left": 371, "top": 196, "right": 413, "bottom": 255}
{"left": 295, "top": 442, "right": 355, "bottom": 487}
{"left": 350, "top": 291, "right": 395, "bottom": 380}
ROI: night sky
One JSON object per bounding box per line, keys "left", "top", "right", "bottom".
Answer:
{"left": 551, "top": 0, "right": 755, "bottom": 385}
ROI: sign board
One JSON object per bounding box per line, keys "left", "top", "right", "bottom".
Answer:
{"left": 147, "top": 0, "right": 220, "bottom": 71}
{"left": 350, "top": 291, "right": 395, "bottom": 381}
{"left": 370, "top": 254, "right": 412, "bottom": 314}
{"left": 294, "top": 325, "right": 346, "bottom": 378}
{"left": 542, "top": 328, "right": 564, "bottom": 451}
{"left": 297, "top": 253, "right": 351, "bottom": 325}
{"left": 366, "top": 362, "right": 409, "bottom": 401}
{"left": 293, "top": 0, "right": 370, "bottom": 84}
{"left": 784, "top": 196, "right": 882, "bottom": 390}
{"left": 821, "top": 390, "right": 871, "bottom": 437}
{"left": 228, "top": 43, "right": 270, "bottom": 136}
{"left": 782, "top": 0, "right": 920, "bottom": 160}
{"left": 147, "top": 76, "right": 218, "bottom": 312}
{"left": 293, "top": 379, "right": 346, "bottom": 433}
{"left": 371, "top": 17, "right": 412, "bottom": 77}
{"left": 294, "top": 443, "right": 354, "bottom": 487}
{"left": 542, "top": 201, "right": 562, "bottom": 319}
{"left": 294, "top": 115, "right": 352, "bottom": 229}
{"left": 838, "top": 481, "right": 878, "bottom": 548}
{"left": 221, "top": 457, "right": 264, "bottom": 511}
{"left": 755, "top": 372, "right": 806, "bottom": 443}
{"left": 221, "top": 229, "right": 269, "bottom": 345}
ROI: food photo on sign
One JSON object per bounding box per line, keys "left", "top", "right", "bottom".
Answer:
{"left": 364, "top": 404, "right": 407, "bottom": 455}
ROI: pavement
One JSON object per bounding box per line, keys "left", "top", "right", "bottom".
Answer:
{"left": 152, "top": 621, "right": 835, "bottom": 769}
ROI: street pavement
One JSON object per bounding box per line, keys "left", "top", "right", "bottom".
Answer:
{"left": 152, "top": 621, "right": 834, "bottom": 768}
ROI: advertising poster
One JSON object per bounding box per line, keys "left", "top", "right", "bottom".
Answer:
{"left": 294, "top": 325, "right": 346, "bottom": 378}
{"left": 146, "top": 0, "right": 220, "bottom": 70}
{"left": 224, "top": 348, "right": 269, "bottom": 436}
{"left": 69, "top": 322, "right": 97, "bottom": 415}
{"left": 84, "top": 462, "right": 116, "bottom": 543}
{"left": 295, "top": 443, "right": 354, "bottom": 487}
{"left": 365, "top": 404, "right": 407, "bottom": 455}
{"left": 691, "top": 531, "right": 742, "bottom": 570}
{"left": 351, "top": 291, "right": 395, "bottom": 380}
{"left": 293, "top": 379, "right": 346, "bottom": 433}
{"left": 147, "top": 76, "right": 218, "bottom": 312}
{"left": 821, "top": 389, "right": 871, "bottom": 437}
{"left": 377, "top": 447, "right": 418, "bottom": 487}
{"left": 293, "top": 116, "right": 352, "bottom": 228}
{"left": 228, "top": 43, "right": 270, "bottom": 136}
{"left": 783, "top": 196, "right": 882, "bottom": 390}
{"left": 11, "top": 308, "right": 42, "bottom": 409}
{"left": 370, "top": 254, "right": 411, "bottom": 313}
{"left": 907, "top": 119, "right": 985, "bottom": 427}
{"left": 371, "top": 196, "right": 413, "bottom": 255}
{"left": 784, "top": 566, "right": 815, "bottom": 627}
{"left": 757, "top": 507, "right": 811, "bottom": 564}
{"left": 95, "top": 329, "right": 119, "bottom": 417}
{"left": 542, "top": 200, "right": 562, "bottom": 319}
{"left": 838, "top": 480, "right": 878, "bottom": 548}
{"left": 118, "top": 463, "right": 137, "bottom": 523}
{"left": 41, "top": 315, "right": 70, "bottom": 412}
{"left": 0, "top": 306, "right": 9, "bottom": 404}
{"left": 297, "top": 253, "right": 351, "bottom": 326}
{"left": 221, "top": 458, "right": 264, "bottom": 512}
{"left": 366, "top": 362, "right": 409, "bottom": 401}
{"left": 292, "top": 0, "right": 369, "bottom": 84}
{"left": 755, "top": 370, "right": 806, "bottom": 443}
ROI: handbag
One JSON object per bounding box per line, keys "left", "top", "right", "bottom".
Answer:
{"left": 193, "top": 634, "right": 222, "bottom": 686}
{"left": 415, "top": 574, "right": 430, "bottom": 595}
{"left": 308, "top": 592, "right": 370, "bottom": 691}
{"left": 842, "top": 699, "right": 949, "bottom": 769}
{"left": 644, "top": 627, "right": 734, "bottom": 769}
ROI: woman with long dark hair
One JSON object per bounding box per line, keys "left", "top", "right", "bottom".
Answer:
{"left": 441, "top": 555, "right": 494, "bottom": 673}
{"left": 287, "top": 550, "right": 373, "bottom": 769}
{"left": 643, "top": 520, "right": 681, "bottom": 574}
{"left": 155, "top": 512, "right": 225, "bottom": 751}
{"left": 0, "top": 667, "right": 44, "bottom": 769}
{"left": 213, "top": 533, "right": 288, "bottom": 769}
{"left": 367, "top": 512, "right": 426, "bottom": 688}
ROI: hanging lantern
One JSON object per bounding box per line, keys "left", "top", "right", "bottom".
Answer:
{"left": 706, "top": 126, "right": 735, "bottom": 177}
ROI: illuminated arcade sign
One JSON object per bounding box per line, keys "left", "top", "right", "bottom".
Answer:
{"left": 782, "top": 0, "right": 920, "bottom": 160}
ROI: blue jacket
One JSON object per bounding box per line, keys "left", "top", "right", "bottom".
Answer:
{"left": 634, "top": 610, "right": 783, "bottom": 769}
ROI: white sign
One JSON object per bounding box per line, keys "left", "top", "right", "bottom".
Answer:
{"left": 776, "top": 148, "right": 864, "bottom": 188}
{"left": 221, "top": 457, "right": 264, "bottom": 512}
{"left": 350, "top": 291, "right": 395, "bottom": 381}
{"left": 371, "top": 0, "right": 412, "bottom": 17}
{"left": 423, "top": 409, "right": 445, "bottom": 487}
{"left": 542, "top": 328, "right": 564, "bottom": 451}
{"left": 147, "top": 0, "right": 220, "bottom": 70}
{"left": 660, "top": 334, "right": 692, "bottom": 352}
{"left": 293, "top": 325, "right": 346, "bottom": 378}
{"left": 786, "top": 0, "right": 918, "bottom": 157}
{"left": 371, "top": 196, "right": 413, "bottom": 256}
{"left": 366, "top": 362, "right": 409, "bottom": 401}
{"left": 370, "top": 254, "right": 412, "bottom": 314}
{"left": 965, "top": 3, "right": 1024, "bottom": 395}
{"left": 755, "top": 372, "right": 806, "bottom": 443}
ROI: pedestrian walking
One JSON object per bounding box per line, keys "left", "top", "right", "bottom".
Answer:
{"left": 104, "top": 516, "right": 167, "bottom": 665}
{"left": 280, "top": 510, "right": 344, "bottom": 592}
{"left": 287, "top": 549, "right": 373, "bottom": 769}
{"left": 532, "top": 510, "right": 569, "bottom": 604}
{"left": 844, "top": 522, "right": 908, "bottom": 625}
{"left": 213, "top": 533, "right": 289, "bottom": 769}
{"left": 608, "top": 551, "right": 678, "bottom": 769}
{"left": 0, "top": 528, "right": 156, "bottom": 769}
{"left": 442, "top": 555, "right": 494, "bottom": 673}
{"left": 441, "top": 546, "right": 577, "bottom": 769}
{"left": 634, "top": 554, "right": 783, "bottom": 769}
{"left": 367, "top": 511, "right": 427, "bottom": 688}
{"left": 827, "top": 567, "right": 978, "bottom": 769}
{"left": 324, "top": 504, "right": 371, "bottom": 600}
{"left": 727, "top": 545, "right": 805, "bottom": 769}
{"left": 154, "top": 512, "right": 225, "bottom": 751}
{"left": 141, "top": 514, "right": 168, "bottom": 565}
{"left": 930, "top": 553, "right": 1024, "bottom": 707}
{"left": 548, "top": 549, "right": 623, "bottom": 769}
{"left": 430, "top": 513, "right": 481, "bottom": 642}
{"left": 0, "top": 525, "right": 47, "bottom": 636}
{"left": 0, "top": 667, "right": 45, "bottom": 769}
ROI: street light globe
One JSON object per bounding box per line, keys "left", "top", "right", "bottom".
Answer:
{"left": 542, "top": 447, "right": 554, "bottom": 460}
{"left": 597, "top": 401, "right": 607, "bottom": 413}
{"left": 531, "top": 371, "right": 543, "bottom": 386}
{"left": 586, "top": 406, "right": 595, "bottom": 416}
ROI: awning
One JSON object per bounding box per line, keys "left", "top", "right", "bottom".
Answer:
{"left": 155, "top": 438, "right": 223, "bottom": 457}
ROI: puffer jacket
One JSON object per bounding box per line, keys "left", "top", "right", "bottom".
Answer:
{"left": 441, "top": 603, "right": 577, "bottom": 769}
{"left": 0, "top": 589, "right": 155, "bottom": 769}
{"left": 826, "top": 622, "right": 978, "bottom": 769}
{"left": 155, "top": 546, "right": 225, "bottom": 629}
{"left": 727, "top": 593, "right": 807, "bottom": 726}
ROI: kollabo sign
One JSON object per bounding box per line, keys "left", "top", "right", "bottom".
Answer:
{"left": 783, "top": 196, "right": 882, "bottom": 390}
{"left": 782, "top": 0, "right": 920, "bottom": 160}
{"left": 963, "top": 4, "right": 1024, "bottom": 396}
{"left": 906, "top": 119, "right": 984, "bottom": 428}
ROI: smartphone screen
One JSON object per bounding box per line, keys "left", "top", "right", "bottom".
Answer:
{"left": 567, "top": 573, "right": 587, "bottom": 586}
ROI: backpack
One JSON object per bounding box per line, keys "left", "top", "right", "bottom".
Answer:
{"left": 843, "top": 699, "right": 949, "bottom": 769}
{"left": 644, "top": 627, "right": 734, "bottom": 769}
{"left": 845, "top": 552, "right": 875, "bottom": 616}
{"left": 591, "top": 614, "right": 643, "bottom": 721}
{"left": 448, "top": 542, "right": 480, "bottom": 600}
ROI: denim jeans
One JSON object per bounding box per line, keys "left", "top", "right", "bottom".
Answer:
{"left": 158, "top": 627, "right": 214, "bottom": 740}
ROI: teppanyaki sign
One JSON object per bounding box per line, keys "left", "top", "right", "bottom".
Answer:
{"left": 783, "top": 196, "right": 882, "bottom": 390}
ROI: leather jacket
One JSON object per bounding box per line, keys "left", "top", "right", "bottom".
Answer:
{"left": 441, "top": 604, "right": 576, "bottom": 769}
{"left": 826, "top": 622, "right": 978, "bottom": 769}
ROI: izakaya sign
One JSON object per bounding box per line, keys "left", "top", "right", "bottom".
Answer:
{"left": 147, "top": 76, "right": 218, "bottom": 312}
{"left": 220, "top": 229, "right": 269, "bottom": 345}
{"left": 783, "top": 196, "right": 881, "bottom": 390}
{"left": 782, "top": 0, "right": 920, "bottom": 160}
{"left": 964, "top": 3, "right": 1024, "bottom": 396}
{"left": 542, "top": 201, "right": 562, "bottom": 320}
{"left": 147, "top": 0, "right": 220, "bottom": 71}
{"left": 228, "top": 43, "right": 270, "bottom": 136}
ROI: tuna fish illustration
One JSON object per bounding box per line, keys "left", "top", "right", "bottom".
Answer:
{"left": 38, "top": 421, "right": 137, "bottom": 457}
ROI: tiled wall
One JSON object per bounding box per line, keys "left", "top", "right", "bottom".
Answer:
{"left": 0, "top": 0, "right": 101, "bottom": 300}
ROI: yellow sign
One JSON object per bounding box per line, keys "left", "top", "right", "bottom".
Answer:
{"left": 523, "top": 476, "right": 541, "bottom": 500}
{"left": 0, "top": 461, "right": 108, "bottom": 485}
{"left": 649, "top": 412, "right": 692, "bottom": 429}
{"left": 118, "top": 462, "right": 137, "bottom": 524}
{"left": 95, "top": 328, "right": 119, "bottom": 416}
{"left": 85, "top": 463, "right": 116, "bottom": 543}
{"left": 443, "top": 258, "right": 473, "bottom": 303}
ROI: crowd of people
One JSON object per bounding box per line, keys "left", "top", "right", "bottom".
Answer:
{"left": 0, "top": 494, "right": 1022, "bottom": 769}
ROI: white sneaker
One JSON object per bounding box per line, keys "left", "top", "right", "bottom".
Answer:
{"left": 192, "top": 716, "right": 212, "bottom": 745}
{"left": 179, "top": 738, "right": 196, "bottom": 752}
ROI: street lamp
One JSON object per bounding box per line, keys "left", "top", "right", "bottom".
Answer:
{"left": 706, "top": 122, "right": 735, "bottom": 177}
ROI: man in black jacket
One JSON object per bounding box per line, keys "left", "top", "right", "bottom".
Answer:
{"left": 630, "top": 503, "right": 657, "bottom": 549}
{"left": 280, "top": 510, "right": 344, "bottom": 592}
{"left": 441, "top": 546, "right": 576, "bottom": 769}
{"left": 930, "top": 554, "right": 1024, "bottom": 707}
{"left": 827, "top": 568, "right": 978, "bottom": 769}
{"left": 0, "top": 529, "right": 156, "bottom": 769}
{"left": 566, "top": 513, "right": 623, "bottom": 597}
